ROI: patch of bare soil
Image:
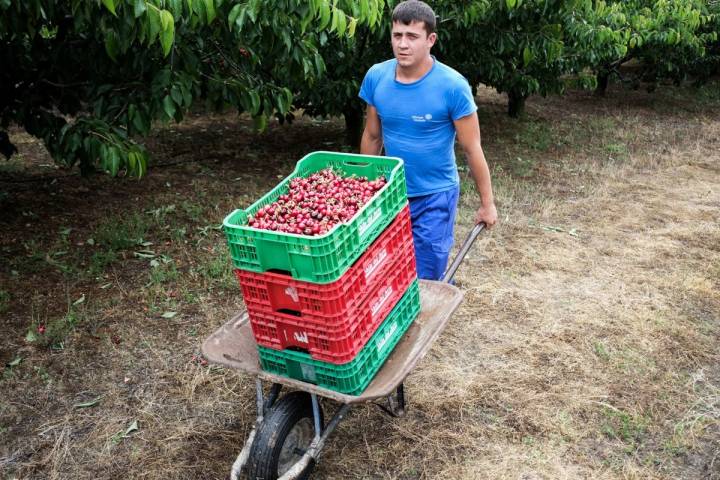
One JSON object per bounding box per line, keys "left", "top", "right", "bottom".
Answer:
{"left": 1, "top": 83, "right": 718, "bottom": 480}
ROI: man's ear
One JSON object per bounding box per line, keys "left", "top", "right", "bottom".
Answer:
{"left": 428, "top": 32, "right": 437, "bottom": 47}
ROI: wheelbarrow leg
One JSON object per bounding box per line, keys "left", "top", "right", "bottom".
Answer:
{"left": 396, "top": 383, "right": 406, "bottom": 415}
{"left": 388, "top": 383, "right": 406, "bottom": 417}
{"left": 375, "top": 382, "right": 407, "bottom": 418}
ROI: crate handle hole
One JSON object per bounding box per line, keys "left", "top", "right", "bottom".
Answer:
{"left": 278, "top": 308, "right": 302, "bottom": 317}
{"left": 267, "top": 268, "right": 292, "bottom": 277}
{"left": 287, "top": 346, "right": 310, "bottom": 354}
{"left": 344, "top": 160, "right": 370, "bottom": 167}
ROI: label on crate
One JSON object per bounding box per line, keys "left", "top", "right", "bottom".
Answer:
{"left": 293, "top": 331, "right": 309, "bottom": 344}
{"left": 300, "top": 363, "right": 317, "bottom": 382}
{"left": 358, "top": 208, "right": 382, "bottom": 239}
{"left": 284, "top": 286, "right": 299, "bottom": 303}
{"left": 364, "top": 248, "right": 389, "bottom": 282}
{"left": 376, "top": 321, "right": 399, "bottom": 354}
{"left": 370, "top": 286, "right": 393, "bottom": 318}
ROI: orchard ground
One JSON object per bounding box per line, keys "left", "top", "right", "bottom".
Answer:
{"left": 1, "top": 82, "right": 718, "bottom": 480}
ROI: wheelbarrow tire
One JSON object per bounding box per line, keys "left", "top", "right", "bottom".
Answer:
{"left": 247, "top": 391, "right": 323, "bottom": 480}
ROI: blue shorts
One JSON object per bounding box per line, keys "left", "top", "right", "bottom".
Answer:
{"left": 408, "top": 185, "right": 460, "bottom": 281}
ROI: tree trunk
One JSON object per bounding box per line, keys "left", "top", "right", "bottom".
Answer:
{"left": 595, "top": 71, "right": 610, "bottom": 97}
{"left": 507, "top": 91, "right": 527, "bottom": 118}
{"left": 343, "top": 105, "right": 364, "bottom": 149}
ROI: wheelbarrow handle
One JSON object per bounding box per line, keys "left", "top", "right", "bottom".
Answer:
{"left": 442, "top": 222, "right": 486, "bottom": 284}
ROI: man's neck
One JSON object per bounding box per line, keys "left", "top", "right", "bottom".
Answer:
{"left": 395, "top": 55, "right": 434, "bottom": 84}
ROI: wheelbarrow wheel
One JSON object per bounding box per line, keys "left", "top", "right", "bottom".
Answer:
{"left": 247, "top": 391, "right": 323, "bottom": 480}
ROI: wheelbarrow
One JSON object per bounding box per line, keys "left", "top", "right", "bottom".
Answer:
{"left": 202, "top": 223, "right": 485, "bottom": 480}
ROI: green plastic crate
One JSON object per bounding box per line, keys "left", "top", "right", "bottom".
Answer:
{"left": 223, "top": 151, "right": 407, "bottom": 283}
{"left": 258, "top": 280, "right": 421, "bottom": 396}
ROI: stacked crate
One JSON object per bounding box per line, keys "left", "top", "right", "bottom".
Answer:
{"left": 223, "top": 151, "right": 420, "bottom": 395}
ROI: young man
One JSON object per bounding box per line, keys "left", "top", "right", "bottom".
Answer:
{"left": 359, "top": 0, "right": 497, "bottom": 280}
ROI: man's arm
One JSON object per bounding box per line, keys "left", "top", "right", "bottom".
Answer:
{"left": 454, "top": 112, "right": 498, "bottom": 227}
{"left": 360, "top": 105, "right": 383, "bottom": 155}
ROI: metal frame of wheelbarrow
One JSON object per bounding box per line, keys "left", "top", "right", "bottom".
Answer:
{"left": 201, "top": 223, "right": 485, "bottom": 480}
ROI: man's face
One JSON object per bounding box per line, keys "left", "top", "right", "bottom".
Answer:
{"left": 391, "top": 20, "right": 436, "bottom": 69}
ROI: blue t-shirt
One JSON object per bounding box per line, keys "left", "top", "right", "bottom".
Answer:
{"left": 359, "top": 58, "right": 477, "bottom": 197}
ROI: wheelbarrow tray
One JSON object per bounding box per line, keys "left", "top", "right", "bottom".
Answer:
{"left": 202, "top": 280, "right": 463, "bottom": 405}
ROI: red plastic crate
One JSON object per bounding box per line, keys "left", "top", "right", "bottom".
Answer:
{"left": 234, "top": 207, "right": 417, "bottom": 364}
{"left": 244, "top": 251, "right": 416, "bottom": 363}
{"left": 235, "top": 206, "right": 411, "bottom": 316}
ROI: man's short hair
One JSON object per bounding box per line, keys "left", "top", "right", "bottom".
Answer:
{"left": 391, "top": 1, "right": 437, "bottom": 35}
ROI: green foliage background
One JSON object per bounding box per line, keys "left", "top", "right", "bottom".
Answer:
{"left": 1, "top": 0, "right": 717, "bottom": 174}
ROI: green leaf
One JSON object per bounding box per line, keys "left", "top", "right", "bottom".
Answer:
{"left": 204, "top": 0, "right": 216, "bottom": 24}
{"left": 104, "top": 32, "right": 119, "bottom": 62}
{"left": 253, "top": 114, "right": 268, "bottom": 132}
{"left": 130, "top": 107, "right": 149, "bottom": 133}
{"left": 300, "top": 11, "right": 313, "bottom": 33}
{"left": 8, "top": 357, "right": 22, "bottom": 367}
{"left": 347, "top": 17, "right": 357, "bottom": 37}
{"left": 160, "top": 14, "right": 175, "bottom": 57}
{"left": 180, "top": 83, "right": 192, "bottom": 107}
{"left": 128, "top": 104, "right": 138, "bottom": 132}
{"left": 137, "top": 151, "right": 148, "bottom": 177}
{"left": 108, "top": 147, "right": 121, "bottom": 177}
{"left": 331, "top": 7, "right": 339, "bottom": 32}
{"left": 282, "top": 30, "right": 292, "bottom": 51}
{"left": 25, "top": 330, "right": 38, "bottom": 343}
{"left": 148, "top": 8, "right": 162, "bottom": 40}
{"left": 74, "top": 397, "right": 102, "bottom": 409}
{"left": 522, "top": 46, "right": 533, "bottom": 67}
{"left": 359, "top": 0, "right": 368, "bottom": 20}
{"left": 73, "top": 294, "right": 86, "bottom": 305}
{"left": 163, "top": 95, "right": 177, "bottom": 119}
{"left": 168, "top": 0, "right": 182, "bottom": 15}
{"left": 246, "top": 2, "right": 257, "bottom": 23}
{"left": 161, "top": 311, "right": 177, "bottom": 318}
{"left": 233, "top": 7, "right": 247, "bottom": 32}
{"left": 336, "top": 9, "right": 347, "bottom": 36}
{"left": 368, "top": 0, "right": 378, "bottom": 26}
{"left": 102, "top": 0, "right": 117, "bottom": 16}
{"left": 170, "top": 85, "right": 183, "bottom": 105}
{"left": 160, "top": 9, "right": 173, "bottom": 31}
{"left": 228, "top": 3, "right": 242, "bottom": 28}
{"left": 125, "top": 420, "right": 139, "bottom": 435}
{"left": 134, "top": 0, "right": 146, "bottom": 18}
{"left": 506, "top": 0, "right": 517, "bottom": 9}
{"left": 127, "top": 151, "right": 138, "bottom": 174}
{"left": 319, "top": 3, "right": 331, "bottom": 30}
{"left": 313, "top": 53, "right": 325, "bottom": 76}
{"left": 249, "top": 90, "right": 260, "bottom": 115}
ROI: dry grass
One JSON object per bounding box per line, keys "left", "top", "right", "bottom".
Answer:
{"left": 1, "top": 82, "right": 719, "bottom": 479}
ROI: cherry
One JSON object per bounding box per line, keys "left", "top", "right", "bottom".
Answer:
{"left": 247, "top": 168, "right": 387, "bottom": 236}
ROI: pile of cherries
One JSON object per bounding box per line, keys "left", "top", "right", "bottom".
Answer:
{"left": 247, "top": 168, "right": 387, "bottom": 236}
